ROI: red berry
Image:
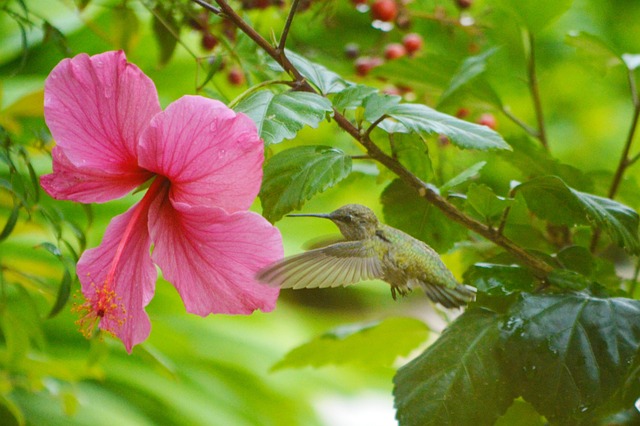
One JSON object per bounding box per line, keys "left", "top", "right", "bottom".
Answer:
{"left": 371, "top": 0, "right": 397, "bottom": 22}
{"left": 477, "top": 113, "right": 497, "bottom": 130}
{"left": 455, "top": 108, "right": 470, "bottom": 119}
{"left": 456, "top": 0, "right": 473, "bottom": 9}
{"left": 402, "top": 33, "right": 423, "bottom": 55}
{"left": 354, "top": 56, "right": 383, "bottom": 76}
{"left": 228, "top": 68, "right": 245, "bottom": 85}
{"left": 384, "top": 43, "right": 406, "bottom": 60}
{"left": 201, "top": 32, "right": 218, "bottom": 51}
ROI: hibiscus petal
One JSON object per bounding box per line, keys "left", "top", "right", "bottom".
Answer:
{"left": 149, "top": 199, "right": 282, "bottom": 315}
{"left": 44, "top": 50, "right": 160, "bottom": 174}
{"left": 76, "top": 202, "right": 157, "bottom": 352}
{"left": 138, "top": 96, "right": 264, "bottom": 212}
{"left": 41, "top": 146, "right": 152, "bottom": 203}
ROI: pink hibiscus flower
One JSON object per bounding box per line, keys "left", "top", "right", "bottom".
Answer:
{"left": 41, "top": 51, "right": 282, "bottom": 352}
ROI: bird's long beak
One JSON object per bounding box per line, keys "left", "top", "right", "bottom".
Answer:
{"left": 287, "top": 213, "right": 332, "bottom": 219}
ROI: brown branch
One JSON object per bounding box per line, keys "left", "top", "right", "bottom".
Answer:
{"left": 527, "top": 32, "right": 548, "bottom": 150}
{"left": 192, "top": 0, "right": 555, "bottom": 278}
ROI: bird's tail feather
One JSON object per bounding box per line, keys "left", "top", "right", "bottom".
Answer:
{"left": 423, "top": 283, "right": 475, "bottom": 308}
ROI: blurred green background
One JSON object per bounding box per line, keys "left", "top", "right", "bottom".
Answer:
{"left": 2, "top": 0, "right": 640, "bottom": 424}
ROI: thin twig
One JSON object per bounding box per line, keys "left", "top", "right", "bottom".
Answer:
{"left": 496, "top": 186, "right": 517, "bottom": 236}
{"left": 526, "top": 32, "right": 548, "bottom": 149}
{"left": 191, "top": 0, "right": 221, "bottom": 15}
{"left": 501, "top": 106, "right": 539, "bottom": 138}
{"left": 192, "top": 0, "right": 555, "bottom": 278}
{"left": 278, "top": 0, "right": 300, "bottom": 53}
{"left": 591, "top": 68, "right": 640, "bottom": 252}
{"left": 363, "top": 115, "right": 388, "bottom": 140}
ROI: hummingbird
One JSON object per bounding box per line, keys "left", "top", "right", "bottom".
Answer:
{"left": 257, "top": 204, "right": 475, "bottom": 308}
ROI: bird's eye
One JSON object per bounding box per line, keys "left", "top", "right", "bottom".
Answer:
{"left": 344, "top": 214, "right": 353, "bottom": 223}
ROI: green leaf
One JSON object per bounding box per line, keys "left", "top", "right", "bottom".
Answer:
{"left": 0, "top": 203, "right": 20, "bottom": 242}
{"left": 272, "top": 317, "right": 429, "bottom": 370}
{"left": 464, "top": 263, "right": 535, "bottom": 296}
{"left": 152, "top": 6, "right": 179, "bottom": 66}
{"left": 284, "top": 50, "right": 347, "bottom": 94}
{"left": 466, "top": 183, "right": 512, "bottom": 226}
{"left": 546, "top": 269, "right": 590, "bottom": 291}
{"left": 394, "top": 309, "right": 515, "bottom": 426}
{"left": 389, "top": 133, "right": 432, "bottom": 181}
{"left": 517, "top": 176, "right": 640, "bottom": 254}
{"left": 235, "top": 90, "right": 333, "bottom": 145}
{"left": 501, "top": 293, "right": 640, "bottom": 423}
{"left": 555, "top": 245, "right": 595, "bottom": 277}
{"left": 497, "top": 0, "right": 574, "bottom": 33}
{"left": 565, "top": 31, "right": 622, "bottom": 74}
{"left": 47, "top": 269, "right": 72, "bottom": 319}
{"left": 332, "top": 85, "right": 377, "bottom": 111}
{"left": 384, "top": 104, "right": 511, "bottom": 151}
{"left": 259, "top": 146, "right": 352, "bottom": 223}
{"left": 440, "top": 161, "right": 486, "bottom": 192}
{"left": 439, "top": 48, "right": 499, "bottom": 105}
{"left": 362, "top": 92, "right": 401, "bottom": 123}
{"left": 112, "top": 5, "right": 140, "bottom": 52}
{"left": 381, "top": 179, "right": 467, "bottom": 253}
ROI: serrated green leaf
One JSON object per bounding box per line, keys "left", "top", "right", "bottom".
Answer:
{"left": 363, "top": 92, "right": 401, "bottom": 123}
{"left": 464, "top": 263, "right": 535, "bottom": 296}
{"left": 384, "top": 104, "right": 511, "bottom": 151}
{"left": 47, "top": 269, "right": 72, "bottom": 319}
{"left": 394, "top": 309, "right": 515, "bottom": 426}
{"left": 332, "top": 84, "right": 378, "bottom": 110}
{"left": 501, "top": 293, "right": 640, "bottom": 424}
{"left": 440, "top": 48, "right": 499, "bottom": 105}
{"left": 272, "top": 317, "right": 429, "bottom": 370}
{"left": 235, "top": 90, "right": 333, "bottom": 145}
{"left": 381, "top": 179, "right": 466, "bottom": 253}
{"left": 259, "top": 146, "right": 352, "bottom": 223}
{"left": 284, "top": 50, "right": 347, "bottom": 94}
{"left": 440, "top": 161, "right": 486, "bottom": 192}
{"left": 517, "top": 176, "right": 640, "bottom": 254}
{"left": 152, "top": 6, "right": 179, "bottom": 66}
{"left": 496, "top": 0, "right": 573, "bottom": 33}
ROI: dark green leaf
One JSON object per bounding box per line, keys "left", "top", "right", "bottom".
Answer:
{"left": 381, "top": 179, "right": 467, "bottom": 253}
{"left": 332, "top": 85, "right": 377, "bottom": 111}
{"left": 517, "top": 176, "right": 640, "bottom": 254}
{"left": 466, "top": 183, "right": 512, "bottom": 226}
{"left": 42, "top": 21, "right": 70, "bottom": 55}
{"left": 0, "top": 203, "right": 20, "bottom": 242}
{"left": 440, "top": 161, "right": 487, "bottom": 192}
{"left": 152, "top": 6, "right": 179, "bottom": 66}
{"left": 394, "top": 309, "right": 515, "bottom": 426}
{"left": 384, "top": 104, "right": 511, "bottom": 151}
{"left": 47, "top": 269, "right": 72, "bottom": 319}
{"left": 555, "top": 245, "right": 595, "bottom": 277}
{"left": 260, "top": 146, "right": 352, "bottom": 222}
{"left": 284, "top": 50, "right": 347, "bottom": 94}
{"left": 464, "top": 263, "right": 535, "bottom": 296}
{"left": 501, "top": 293, "right": 640, "bottom": 423}
{"left": 546, "top": 269, "right": 590, "bottom": 291}
{"left": 36, "top": 242, "right": 62, "bottom": 257}
{"left": 235, "top": 90, "right": 333, "bottom": 145}
{"left": 272, "top": 317, "right": 429, "bottom": 370}
{"left": 496, "top": 0, "right": 573, "bottom": 33}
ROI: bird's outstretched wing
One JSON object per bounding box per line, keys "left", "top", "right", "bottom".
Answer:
{"left": 256, "top": 241, "right": 384, "bottom": 289}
